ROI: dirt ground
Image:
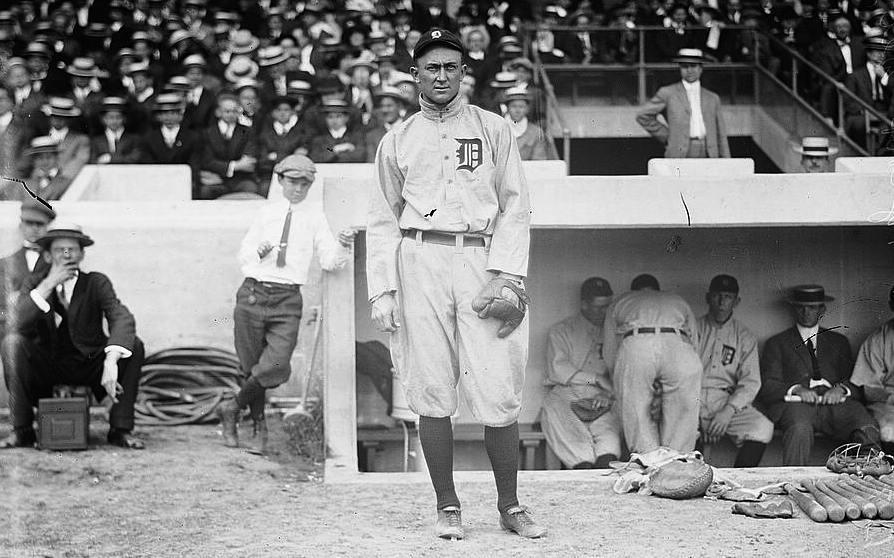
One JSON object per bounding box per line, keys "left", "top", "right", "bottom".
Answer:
{"left": 1, "top": 417, "right": 892, "bottom": 558}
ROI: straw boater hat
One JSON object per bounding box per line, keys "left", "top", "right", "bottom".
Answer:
{"left": 502, "top": 86, "right": 531, "bottom": 104}
{"left": 165, "top": 76, "right": 192, "bottom": 93}
{"left": 373, "top": 85, "right": 407, "bottom": 104}
{"left": 42, "top": 97, "right": 82, "bottom": 118}
{"left": 509, "top": 57, "right": 533, "bottom": 71}
{"left": 864, "top": 35, "right": 887, "bottom": 51}
{"left": 787, "top": 285, "right": 834, "bottom": 305}
{"left": 125, "top": 59, "right": 151, "bottom": 76}
{"left": 673, "top": 48, "right": 707, "bottom": 64}
{"left": 100, "top": 96, "right": 128, "bottom": 113}
{"left": 287, "top": 80, "right": 315, "bottom": 97}
{"left": 348, "top": 59, "right": 377, "bottom": 74}
{"left": 233, "top": 78, "right": 260, "bottom": 93}
{"left": 66, "top": 57, "right": 100, "bottom": 77}
{"left": 794, "top": 136, "right": 839, "bottom": 156}
{"left": 36, "top": 222, "right": 94, "bottom": 250}
{"left": 490, "top": 71, "right": 518, "bottom": 89}
{"left": 152, "top": 93, "right": 185, "bottom": 111}
{"left": 320, "top": 99, "right": 352, "bottom": 113}
{"left": 181, "top": 54, "right": 206, "bottom": 70}
{"left": 224, "top": 56, "right": 259, "bottom": 83}
{"left": 24, "top": 136, "right": 59, "bottom": 157}
{"left": 24, "top": 41, "right": 51, "bottom": 58}
{"left": 257, "top": 45, "right": 290, "bottom": 67}
{"left": 168, "top": 30, "right": 194, "bottom": 48}
{"left": 214, "top": 11, "right": 241, "bottom": 25}
{"left": 230, "top": 29, "right": 260, "bottom": 56}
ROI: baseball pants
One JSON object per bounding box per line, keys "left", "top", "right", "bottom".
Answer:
{"left": 614, "top": 333, "right": 702, "bottom": 453}
{"left": 390, "top": 236, "right": 528, "bottom": 427}
{"left": 540, "top": 385, "right": 622, "bottom": 467}
{"left": 700, "top": 387, "right": 774, "bottom": 445}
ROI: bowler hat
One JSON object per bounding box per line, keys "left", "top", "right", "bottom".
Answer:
{"left": 36, "top": 222, "right": 94, "bottom": 250}
{"left": 708, "top": 274, "right": 739, "bottom": 294}
{"left": 787, "top": 284, "right": 834, "bottom": 305}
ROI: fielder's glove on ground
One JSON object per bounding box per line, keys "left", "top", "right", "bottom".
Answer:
{"left": 471, "top": 277, "right": 529, "bottom": 338}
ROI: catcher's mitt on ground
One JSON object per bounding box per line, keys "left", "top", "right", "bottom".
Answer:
{"left": 826, "top": 443, "right": 894, "bottom": 476}
{"left": 471, "top": 277, "right": 529, "bottom": 338}
{"left": 649, "top": 455, "right": 714, "bottom": 499}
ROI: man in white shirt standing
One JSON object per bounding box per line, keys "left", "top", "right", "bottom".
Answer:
{"left": 636, "top": 48, "right": 730, "bottom": 158}
{"left": 215, "top": 155, "right": 355, "bottom": 453}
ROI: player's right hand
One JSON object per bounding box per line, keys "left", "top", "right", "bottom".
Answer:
{"left": 257, "top": 241, "right": 274, "bottom": 259}
{"left": 371, "top": 293, "right": 400, "bottom": 332}
{"left": 792, "top": 385, "right": 820, "bottom": 404}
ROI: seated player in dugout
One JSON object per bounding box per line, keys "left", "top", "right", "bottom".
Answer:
{"left": 1, "top": 224, "right": 145, "bottom": 449}
{"left": 695, "top": 274, "right": 774, "bottom": 467}
{"left": 850, "top": 285, "right": 894, "bottom": 454}
{"left": 541, "top": 277, "right": 622, "bottom": 469}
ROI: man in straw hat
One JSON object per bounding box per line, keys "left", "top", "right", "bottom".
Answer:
{"left": 307, "top": 98, "right": 367, "bottom": 163}
{"left": 257, "top": 93, "right": 309, "bottom": 193}
{"left": 181, "top": 53, "right": 217, "bottom": 130}
{"left": 140, "top": 93, "right": 201, "bottom": 181}
{"left": 794, "top": 136, "right": 838, "bottom": 173}
{"left": 0, "top": 223, "right": 146, "bottom": 450}
{"left": 844, "top": 34, "right": 892, "bottom": 147}
{"left": 0, "top": 136, "right": 72, "bottom": 201}
{"left": 0, "top": 199, "right": 56, "bottom": 339}
{"left": 636, "top": 48, "right": 730, "bottom": 158}
{"left": 89, "top": 97, "right": 142, "bottom": 164}
{"left": 366, "top": 28, "right": 543, "bottom": 540}
{"left": 198, "top": 91, "right": 259, "bottom": 199}
{"left": 42, "top": 97, "right": 90, "bottom": 179}
{"left": 757, "top": 285, "right": 881, "bottom": 465}
{"left": 215, "top": 155, "right": 355, "bottom": 453}
{"left": 502, "top": 86, "right": 557, "bottom": 160}
{"left": 850, "top": 285, "right": 894, "bottom": 454}
{"left": 364, "top": 86, "right": 408, "bottom": 161}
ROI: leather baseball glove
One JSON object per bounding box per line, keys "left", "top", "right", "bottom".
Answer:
{"left": 649, "top": 456, "right": 714, "bottom": 499}
{"left": 471, "top": 277, "right": 530, "bottom": 338}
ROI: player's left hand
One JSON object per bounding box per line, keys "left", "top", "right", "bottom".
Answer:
{"left": 337, "top": 228, "right": 357, "bottom": 247}
{"left": 371, "top": 293, "right": 400, "bottom": 332}
{"left": 101, "top": 355, "right": 123, "bottom": 404}
{"left": 820, "top": 385, "right": 847, "bottom": 405}
{"left": 705, "top": 405, "right": 735, "bottom": 443}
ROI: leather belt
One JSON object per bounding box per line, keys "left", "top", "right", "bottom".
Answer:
{"left": 624, "top": 327, "right": 688, "bottom": 338}
{"left": 243, "top": 277, "right": 301, "bottom": 292}
{"left": 402, "top": 229, "right": 487, "bottom": 248}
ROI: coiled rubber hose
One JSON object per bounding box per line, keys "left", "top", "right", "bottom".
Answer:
{"left": 134, "top": 347, "right": 243, "bottom": 426}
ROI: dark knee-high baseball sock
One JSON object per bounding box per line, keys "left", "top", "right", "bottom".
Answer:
{"left": 418, "top": 415, "right": 460, "bottom": 510}
{"left": 485, "top": 422, "right": 520, "bottom": 514}
{"left": 235, "top": 376, "right": 265, "bottom": 409}
{"left": 734, "top": 441, "right": 766, "bottom": 468}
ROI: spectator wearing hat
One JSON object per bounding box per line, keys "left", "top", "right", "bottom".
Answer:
{"left": 257, "top": 46, "right": 291, "bottom": 105}
{"left": 199, "top": 91, "right": 260, "bottom": 199}
{"left": 90, "top": 97, "right": 142, "bottom": 164}
{"left": 0, "top": 86, "right": 24, "bottom": 176}
{"left": 812, "top": 14, "right": 865, "bottom": 118}
{"left": 64, "top": 57, "right": 105, "bottom": 135}
{"left": 364, "top": 86, "right": 408, "bottom": 161}
{"left": 650, "top": 3, "right": 697, "bottom": 62}
{"left": 541, "top": 277, "right": 622, "bottom": 470}
{"left": 124, "top": 60, "right": 157, "bottom": 134}
{"left": 42, "top": 98, "right": 90, "bottom": 179}
{"left": 140, "top": 93, "right": 201, "bottom": 190}
{"left": 604, "top": 5, "right": 640, "bottom": 65}
{"left": 0, "top": 199, "right": 55, "bottom": 339}
{"left": 303, "top": 75, "right": 365, "bottom": 138}
{"left": 479, "top": 70, "right": 517, "bottom": 116}
{"left": 476, "top": 35, "right": 523, "bottom": 87}
{"left": 461, "top": 26, "right": 490, "bottom": 79}
{"left": 603, "top": 274, "right": 703, "bottom": 454}
{"left": 850, "top": 285, "right": 894, "bottom": 453}
{"left": 307, "top": 99, "right": 367, "bottom": 163}
{"left": 636, "top": 48, "right": 730, "bottom": 158}
{"left": 561, "top": 9, "right": 602, "bottom": 65}
{"left": 794, "top": 136, "right": 838, "bottom": 172}
{"left": 215, "top": 154, "right": 354, "bottom": 452}
{"left": 212, "top": 29, "right": 260, "bottom": 79}
{"left": 346, "top": 59, "right": 377, "bottom": 126}
{"left": 695, "top": 274, "right": 774, "bottom": 468}
{"left": 23, "top": 41, "right": 54, "bottom": 95}
{"left": 4, "top": 58, "right": 45, "bottom": 120}
{"left": 0, "top": 136, "right": 70, "bottom": 201}
{"left": 257, "top": 94, "right": 309, "bottom": 196}
{"left": 694, "top": 6, "right": 736, "bottom": 62}
{"left": 757, "top": 285, "right": 880, "bottom": 466}
{"left": 844, "top": 34, "right": 893, "bottom": 147}
{"left": 0, "top": 222, "right": 146, "bottom": 450}
{"left": 234, "top": 79, "right": 264, "bottom": 131}
{"left": 181, "top": 54, "right": 218, "bottom": 131}
{"left": 502, "top": 86, "right": 557, "bottom": 160}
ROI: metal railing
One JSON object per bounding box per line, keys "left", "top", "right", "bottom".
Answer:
{"left": 524, "top": 24, "right": 888, "bottom": 155}
{"left": 530, "top": 46, "right": 571, "bottom": 171}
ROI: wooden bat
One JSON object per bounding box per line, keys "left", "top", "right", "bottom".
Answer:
{"left": 844, "top": 478, "right": 894, "bottom": 519}
{"left": 815, "top": 480, "right": 861, "bottom": 519}
{"left": 803, "top": 479, "right": 845, "bottom": 522}
{"left": 823, "top": 480, "right": 876, "bottom": 519}
{"left": 854, "top": 476, "right": 894, "bottom": 501}
{"left": 785, "top": 483, "right": 828, "bottom": 522}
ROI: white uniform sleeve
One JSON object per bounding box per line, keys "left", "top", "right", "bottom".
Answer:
{"left": 486, "top": 118, "right": 531, "bottom": 278}
{"left": 366, "top": 132, "right": 405, "bottom": 300}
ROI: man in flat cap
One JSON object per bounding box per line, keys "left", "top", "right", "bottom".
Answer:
{"left": 0, "top": 224, "right": 145, "bottom": 449}
{"left": 696, "top": 274, "right": 773, "bottom": 467}
{"left": 603, "top": 274, "right": 702, "bottom": 454}
{"left": 0, "top": 199, "right": 55, "bottom": 339}
{"left": 367, "top": 28, "right": 543, "bottom": 539}
{"left": 848, "top": 285, "right": 894, "bottom": 454}
{"left": 542, "top": 277, "right": 622, "bottom": 469}
{"left": 216, "top": 155, "right": 355, "bottom": 453}
{"left": 757, "top": 285, "right": 880, "bottom": 465}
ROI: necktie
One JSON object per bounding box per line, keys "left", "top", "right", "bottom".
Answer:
{"left": 58, "top": 283, "right": 70, "bottom": 311}
{"left": 109, "top": 133, "right": 117, "bottom": 154}
{"left": 874, "top": 72, "right": 883, "bottom": 102}
{"left": 806, "top": 339, "right": 821, "bottom": 379}
{"left": 276, "top": 208, "right": 292, "bottom": 268}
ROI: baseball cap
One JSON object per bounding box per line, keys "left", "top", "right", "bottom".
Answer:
{"left": 631, "top": 274, "right": 660, "bottom": 291}
{"left": 708, "top": 274, "right": 739, "bottom": 294}
{"left": 413, "top": 28, "right": 465, "bottom": 61}
{"left": 274, "top": 154, "right": 316, "bottom": 180}
{"left": 581, "top": 277, "right": 613, "bottom": 300}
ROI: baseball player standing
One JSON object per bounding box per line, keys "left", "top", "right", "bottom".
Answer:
{"left": 366, "top": 28, "right": 544, "bottom": 540}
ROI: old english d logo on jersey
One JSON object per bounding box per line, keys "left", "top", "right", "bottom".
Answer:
{"left": 455, "top": 138, "right": 483, "bottom": 172}
{"left": 721, "top": 344, "right": 736, "bottom": 366}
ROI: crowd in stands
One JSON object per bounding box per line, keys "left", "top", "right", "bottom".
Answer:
{"left": 0, "top": 0, "right": 890, "bottom": 200}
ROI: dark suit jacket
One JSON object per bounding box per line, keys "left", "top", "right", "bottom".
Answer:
{"left": 200, "top": 122, "right": 259, "bottom": 178}
{"left": 307, "top": 129, "right": 368, "bottom": 163}
{"left": 140, "top": 126, "right": 201, "bottom": 165}
{"left": 0, "top": 248, "right": 49, "bottom": 336}
{"left": 636, "top": 81, "right": 731, "bottom": 158}
{"left": 256, "top": 123, "right": 308, "bottom": 177}
{"left": 11, "top": 270, "right": 137, "bottom": 359}
{"left": 182, "top": 88, "right": 217, "bottom": 131}
{"left": 757, "top": 326, "right": 855, "bottom": 422}
{"left": 845, "top": 67, "right": 894, "bottom": 117}
{"left": 89, "top": 130, "right": 143, "bottom": 164}
{"left": 812, "top": 36, "right": 865, "bottom": 82}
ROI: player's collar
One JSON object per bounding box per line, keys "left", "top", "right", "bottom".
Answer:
{"left": 418, "top": 91, "right": 464, "bottom": 121}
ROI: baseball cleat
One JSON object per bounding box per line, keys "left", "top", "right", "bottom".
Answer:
{"left": 500, "top": 505, "right": 546, "bottom": 539}
{"left": 215, "top": 396, "right": 241, "bottom": 448}
{"left": 436, "top": 506, "right": 464, "bottom": 540}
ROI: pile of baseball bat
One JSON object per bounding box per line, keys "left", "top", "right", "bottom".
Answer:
{"left": 785, "top": 474, "right": 894, "bottom": 522}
